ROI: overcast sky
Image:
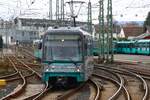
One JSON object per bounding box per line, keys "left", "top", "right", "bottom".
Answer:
{"left": 0, "top": 0, "right": 150, "bottom": 23}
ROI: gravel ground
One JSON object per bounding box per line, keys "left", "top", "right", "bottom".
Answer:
{"left": 114, "top": 54, "right": 150, "bottom": 64}
{"left": 0, "top": 82, "right": 19, "bottom": 99}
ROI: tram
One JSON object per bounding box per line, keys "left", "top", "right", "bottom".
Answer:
{"left": 40, "top": 27, "right": 94, "bottom": 86}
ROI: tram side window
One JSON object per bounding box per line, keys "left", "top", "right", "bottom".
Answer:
{"left": 118, "top": 43, "right": 121, "bottom": 48}
{"left": 137, "top": 43, "right": 140, "bottom": 48}
{"left": 118, "top": 44, "right": 120, "bottom": 48}
{"left": 130, "top": 43, "right": 134, "bottom": 48}
{"left": 142, "top": 43, "right": 146, "bottom": 48}
{"left": 125, "top": 43, "right": 128, "bottom": 48}
{"left": 135, "top": 42, "right": 138, "bottom": 48}
{"left": 143, "top": 43, "right": 146, "bottom": 48}
{"left": 135, "top": 43, "right": 139, "bottom": 49}
{"left": 87, "top": 37, "right": 92, "bottom": 56}
{"left": 139, "top": 43, "right": 143, "bottom": 50}
{"left": 127, "top": 43, "right": 130, "bottom": 48}
{"left": 123, "top": 43, "right": 127, "bottom": 48}
{"left": 138, "top": 43, "right": 141, "bottom": 49}
{"left": 144, "top": 42, "right": 149, "bottom": 50}
{"left": 142, "top": 43, "right": 145, "bottom": 48}
{"left": 38, "top": 42, "right": 42, "bottom": 49}
{"left": 117, "top": 43, "right": 119, "bottom": 48}
{"left": 145, "top": 42, "right": 149, "bottom": 48}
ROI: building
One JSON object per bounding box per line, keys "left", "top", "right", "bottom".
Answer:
{"left": 122, "top": 25, "right": 144, "bottom": 39}
{"left": 134, "top": 26, "right": 150, "bottom": 39}
{"left": 14, "top": 17, "right": 88, "bottom": 43}
{"left": 94, "top": 24, "right": 121, "bottom": 39}
{"left": 0, "top": 20, "right": 15, "bottom": 45}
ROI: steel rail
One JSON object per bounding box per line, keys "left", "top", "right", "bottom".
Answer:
{"left": 94, "top": 66, "right": 131, "bottom": 100}
{"left": 95, "top": 64, "right": 149, "bottom": 100}
{"left": 1, "top": 56, "right": 44, "bottom": 100}
{"left": 20, "top": 47, "right": 36, "bottom": 59}
{"left": 32, "top": 82, "right": 50, "bottom": 100}
{"left": 1, "top": 58, "right": 27, "bottom": 100}
{"left": 1, "top": 57, "right": 35, "bottom": 81}
{"left": 120, "top": 66, "right": 150, "bottom": 78}
{"left": 130, "top": 72, "right": 149, "bottom": 100}
{"left": 88, "top": 79, "right": 101, "bottom": 100}
{"left": 93, "top": 72, "right": 124, "bottom": 100}
{"left": 118, "top": 66, "right": 150, "bottom": 80}
{"left": 57, "top": 80, "right": 101, "bottom": 100}
{"left": 6, "top": 72, "right": 34, "bottom": 82}
{"left": 0, "top": 72, "right": 18, "bottom": 79}
{"left": 57, "top": 82, "right": 87, "bottom": 100}
{"left": 0, "top": 56, "right": 19, "bottom": 79}
{"left": 12, "top": 55, "right": 50, "bottom": 100}
{"left": 13, "top": 55, "right": 42, "bottom": 78}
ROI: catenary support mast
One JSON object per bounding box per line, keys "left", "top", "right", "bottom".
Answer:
{"left": 99, "top": 0, "right": 113, "bottom": 63}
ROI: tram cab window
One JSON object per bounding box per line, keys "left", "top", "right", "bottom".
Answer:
{"left": 44, "top": 34, "right": 83, "bottom": 61}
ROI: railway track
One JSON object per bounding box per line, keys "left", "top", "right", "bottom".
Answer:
{"left": 14, "top": 47, "right": 103, "bottom": 100}
{"left": 0, "top": 55, "right": 49, "bottom": 100}
{"left": 55, "top": 79, "right": 101, "bottom": 100}
{"left": 93, "top": 66, "right": 130, "bottom": 100}
{"left": 39, "top": 79, "right": 101, "bottom": 100}
{"left": 1, "top": 47, "right": 150, "bottom": 100}
{"left": 94, "top": 64, "right": 149, "bottom": 100}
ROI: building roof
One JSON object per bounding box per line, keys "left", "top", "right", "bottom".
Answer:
{"left": 135, "top": 33, "right": 150, "bottom": 39}
{"left": 132, "top": 26, "right": 150, "bottom": 40}
{"left": 94, "top": 24, "right": 121, "bottom": 34}
{"left": 147, "top": 26, "right": 150, "bottom": 33}
{"left": 123, "top": 26, "right": 144, "bottom": 38}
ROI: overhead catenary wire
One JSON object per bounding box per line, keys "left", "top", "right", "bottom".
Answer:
{"left": 0, "top": 0, "right": 150, "bottom": 21}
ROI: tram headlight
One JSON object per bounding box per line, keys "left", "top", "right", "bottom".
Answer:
{"left": 77, "top": 68, "right": 80, "bottom": 72}
{"left": 51, "top": 66, "right": 55, "bottom": 68}
{"left": 76, "top": 66, "right": 82, "bottom": 72}
{"left": 46, "top": 69, "right": 49, "bottom": 72}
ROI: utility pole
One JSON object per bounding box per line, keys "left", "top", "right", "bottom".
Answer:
{"left": 87, "top": 0, "right": 92, "bottom": 34}
{"left": 49, "top": 0, "right": 53, "bottom": 20}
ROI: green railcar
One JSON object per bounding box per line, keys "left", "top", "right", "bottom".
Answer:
{"left": 115, "top": 40, "right": 150, "bottom": 55}
{"left": 136, "top": 40, "right": 150, "bottom": 55}
{"left": 115, "top": 41, "right": 136, "bottom": 54}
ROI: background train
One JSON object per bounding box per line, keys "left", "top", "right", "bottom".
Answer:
{"left": 34, "top": 27, "right": 94, "bottom": 86}
{"left": 114, "top": 39, "right": 150, "bottom": 55}
{"left": 90, "top": 39, "right": 150, "bottom": 56}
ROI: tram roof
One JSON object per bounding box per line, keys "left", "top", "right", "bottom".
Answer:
{"left": 136, "top": 39, "right": 150, "bottom": 42}
{"left": 45, "top": 27, "right": 91, "bottom": 37}
{"left": 116, "top": 41, "right": 135, "bottom": 43}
